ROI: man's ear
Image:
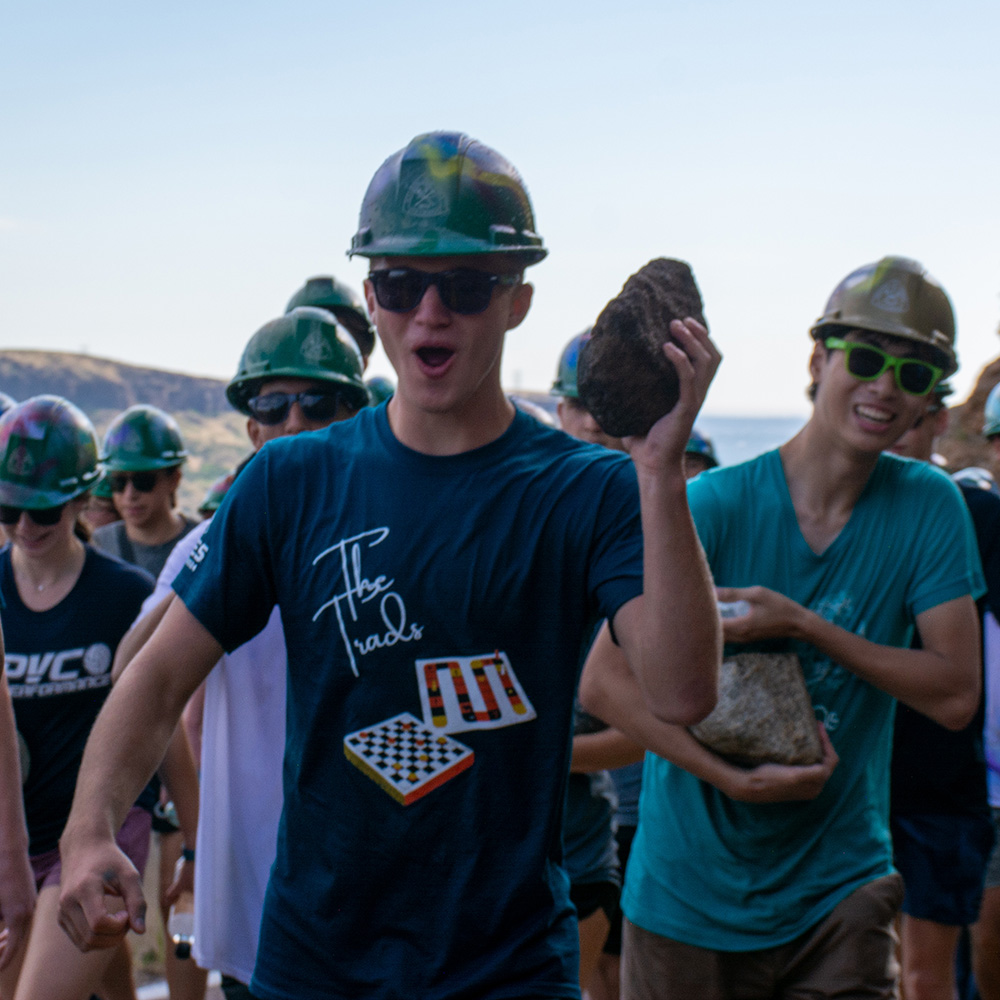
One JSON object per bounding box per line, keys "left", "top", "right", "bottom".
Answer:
{"left": 808, "top": 339, "right": 828, "bottom": 385}
{"left": 363, "top": 277, "right": 377, "bottom": 320}
{"left": 505, "top": 282, "right": 533, "bottom": 331}
{"left": 247, "top": 417, "right": 265, "bottom": 452}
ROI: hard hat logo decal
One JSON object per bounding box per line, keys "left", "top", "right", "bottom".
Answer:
{"left": 7, "top": 446, "right": 33, "bottom": 478}
{"left": 402, "top": 175, "right": 449, "bottom": 219}
{"left": 301, "top": 329, "right": 334, "bottom": 364}
{"left": 871, "top": 277, "right": 909, "bottom": 314}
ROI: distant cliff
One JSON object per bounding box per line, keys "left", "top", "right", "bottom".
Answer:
{"left": 0, "top": 350, "right": 247, "bottom": 514}
{"left": 0, "top": 350, "right": 230, "bottom": 416}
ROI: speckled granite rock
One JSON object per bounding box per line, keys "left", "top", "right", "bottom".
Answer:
{"left": 689, "top": 652, "right": 822, "bottom": 767}
{"left": 577, "top": 258, "right": 706, "bottom": 437}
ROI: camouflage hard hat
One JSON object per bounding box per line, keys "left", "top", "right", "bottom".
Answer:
{"left": 101, "top": 405, "right": 188, "bottom": 472}
{"left": 810, "top": 256, "right": 957, "bottom": 376}
{"left": 686, "top": 429, "right": 719, "bottom": 468}
{"left": 983, "top": 383, "right": 1000, "bottom": 438}
{"left": 551, "top": 330, "right": 591, "bottom": 400}
{"left": 365, "top": 375, "right": 395, "bottom": 405}
{"left": 227, "top": 307, "right": 370, "bottom": 416}
{"left": 0, "top": 392, "right": 18, "bottom": 418}
{"left": 285, "top": 276, "right": 375, "bottom": 361}
{"left": 0, "top": 395, "right": 100, "bottom": 508}
{"left": 349, "top": 131, "right": 547, "bottom": 264}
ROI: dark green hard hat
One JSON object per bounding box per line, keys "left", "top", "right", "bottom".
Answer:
{"left": 551, "top": 330, "right": 591, "bottom": 399}
{"left": 365, "top": 375, "right": 395, "bottom": 405}
{"left": 91, "top": 470, "right": 114, "bottom": 500}
{"left": 0, "top": 395, "right": 100, "bottom": 508}
{"left": 198, "top": 468, "right": 237, "bottom": 516}
{"left": 349, "top": 131, "right": 547, "bottom": 264}
{"left": 227, "top": 307, "right": 370, "bottom": 416}
{"left": 101, "top": 405, "right": 188, "bottom": 472}
{"left": 285, "top": 276, "right": 375, "bottom": 360}
{"left": 810, "top": 256, "right": 957, "bottom": 376}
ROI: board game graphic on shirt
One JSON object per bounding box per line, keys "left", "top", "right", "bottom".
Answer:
{"left": 416, "top": 651, "right": 536, "bottom": 733}
{"left": 344, "top": 713, "right": 474, "bottom": 806}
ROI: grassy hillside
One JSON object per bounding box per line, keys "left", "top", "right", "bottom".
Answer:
{"left": 0, "top": 350, "right": 249, "bottom": 514}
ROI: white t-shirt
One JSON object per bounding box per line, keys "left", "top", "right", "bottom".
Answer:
{"left": 139, "top": 519, "right": 286, "bottom": 984}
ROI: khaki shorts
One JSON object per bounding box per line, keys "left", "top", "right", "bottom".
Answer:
{"left": 622, "top": 873, "right": 904, "bottom": 1000}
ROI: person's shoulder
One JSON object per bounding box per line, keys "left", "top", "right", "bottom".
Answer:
{"left": 878, "top": 453, "right": 961, "bottom": 498}
{"left": 90, "top": 520, "right": 125, "bottom": 548}
{"left": 84, "top": 544, "right": 155, "bottom": 593}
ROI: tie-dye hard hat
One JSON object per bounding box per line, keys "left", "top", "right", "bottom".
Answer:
{"left": 0, "top": 395, "right": 100, "bottom": 508}
{"left": 349, "top": 131, "right": 546, "bottom": 264}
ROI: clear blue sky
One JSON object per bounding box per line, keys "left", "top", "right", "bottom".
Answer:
{"left": 2, "top": 0, "right": 997, "bottom": 415}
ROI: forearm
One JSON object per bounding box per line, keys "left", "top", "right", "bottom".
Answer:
{"left": 623, "top": 469, "right": 720, "bottom": 724}
{"left": 570, "top": 728, "right": 645, "bottom": 773}
{"left": 158, "top": 724, "right": 199, "bottom": 851}
{"left": 580, "top": 627, "right": 738, "bottom": 793}
{"left": 790, "top": 597, "right": 980, "bottom": 729}
{"left": 63, "top": 601, "right": 222, "bottom": 847}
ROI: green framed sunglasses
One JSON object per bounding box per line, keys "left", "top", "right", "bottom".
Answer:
{"left": 823, "top": 337, "right": 943, "bottom": 397}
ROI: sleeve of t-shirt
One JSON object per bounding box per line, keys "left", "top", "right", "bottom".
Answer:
{"left": 172, "top": 450, "right": 278, "bottom": 653}
{"left": 586, "top": 454, "right": 644, "bottom": 623}
{"left": 908, "top": 466, "right": 986, "bottom": 618}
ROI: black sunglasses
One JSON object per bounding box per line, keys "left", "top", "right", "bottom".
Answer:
{"left": 110, "top": 471, "right": 160, "bottom": 493}
{"left": 368, "top": 268, "right": 519, "bottom": 315}
{"left": 247, "top": 390, "right": 346, "bottom": 426}
{"left": 0, "top": 503, "right": 67, "bottom": 526}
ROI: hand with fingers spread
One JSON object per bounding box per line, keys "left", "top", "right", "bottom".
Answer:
{"left": 57, "top": 836, "right": 146, "bottom": 952}
{"left": 624, "top": 318, "right": 722, "bottom": 476}
{"left": 722, "top": 723, "right": 840, "bottom": 803}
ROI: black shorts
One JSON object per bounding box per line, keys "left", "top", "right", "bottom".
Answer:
{"left": 892, "top": 812, "right": 996, "bottom": 925}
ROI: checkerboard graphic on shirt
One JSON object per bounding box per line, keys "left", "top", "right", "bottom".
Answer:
{"left": 343, "top": 713, "right": 474, "bottom": 805}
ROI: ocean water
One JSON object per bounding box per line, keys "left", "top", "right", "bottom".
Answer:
{"left": 696, "top": 414, "right": 806, "bottom": 468}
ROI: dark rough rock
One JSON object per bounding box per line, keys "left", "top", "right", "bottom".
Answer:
{"left": 577, "top": 258, "right": 707, "bottom": 438}
{"left": 689, "top": 652, "right": 822, "bottom": 767}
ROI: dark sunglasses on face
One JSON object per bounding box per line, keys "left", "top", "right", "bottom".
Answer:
{"left": 247, "top": 390, "right": 346, "bottom": 426}
{"left": 0, "top": 503, "right": 67, "bottom": 526}
{"left": 823, "top": 337, "right": 943, "bottom": 397}
{"left": 110, "top": 470, "right": 160, "bottom": 493}
{"left": 368, "top": 268, "right": 520, "bottom": 315}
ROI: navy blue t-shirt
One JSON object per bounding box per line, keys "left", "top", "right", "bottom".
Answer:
{"left": 174, "top": 406, "right": 643, "bottom": 1000}
{"left": 2, "top": 546, "right": 153, "bottom": 855}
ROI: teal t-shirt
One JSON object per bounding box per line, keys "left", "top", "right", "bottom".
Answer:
{"left": 624, "top": 449, "right": 984, "bottom": 950}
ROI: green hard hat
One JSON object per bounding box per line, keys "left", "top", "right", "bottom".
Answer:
{"left": 551, "top": 330, "right": 591, "bottom": 399}
{"left": 983, "top": 383, "right": 1000, "bottom": 438}
{"left": 810, "top": 256, "right": 957, "bottom": 376}
{"left": 349, "top": 131, "right": 547, "bottom": 264}
{"left": 227, "top": 307, "right": 370, "bottom": 416}
{"left": 198, "top": 468, "right": 237, "bottom": 516}
{"left": 0, "top": 395, "right": 100, "bottom": 508}
{"left": 102, "top": 405, "right": 188, "bottom": 472}
{"left": 285, "top": 276, "right": 375, "bottom": 360}
{"left": 91, "top": 470, "right": 114, "bottom": 500}
{"left": 686, "top": 429, "right": 719, "bottom": 468}
{"left": 365, "top": 375, "right": 395, "bottom": 405}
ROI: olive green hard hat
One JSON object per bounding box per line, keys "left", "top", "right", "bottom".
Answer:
{"left": 349, "top": 131, "right": 547, "bottom": 264}
{"left": 227, "top": 307, "right": 370, "bottom": 416}
{"left": 102, "top": 405, "right": 188, "bottom": 472}
{"left": 983, "top": 383, "right": 1000, "bottom": 438}
{"left": 551, "top": 330, "right": 591, "bottom": 399}
{"left": 0, "top": 395, "right": 100, "bottom": 508}
{"left": 285, "top": 276, "right": 375, "bottom": 361}
{"left": 810, "top": 256, "right": 957, "bottom": 376}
